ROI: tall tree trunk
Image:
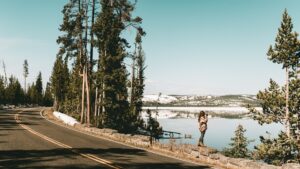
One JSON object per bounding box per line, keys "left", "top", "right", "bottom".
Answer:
{"left": 130, "top": 46, "right": 136, "bottom": 107}
{"left": 84, "top": 0, "right": 88, "bottom": 51}
{"left": 286, "top": 67, "right": 290, "bottom": 138}
{"left": 81, "top": 0, "right": 92, "bottom": 127}
{"left": 296, "top": 64, "right": 300, "bottom": 142}
{"left": 53, "top": 97, "right": 58, "bottom": 111}
{"left": 99, "top": 81, "right": 104, "bottom": 127}
{"left": 94, "top": 87, "right": 98, "bottom": 126}
{"left": 98, "top": 50, "right": 106, "bottom": 127}
{"left": 80, "top": 70, "right": 85, "bottom": 123}
{"left": 94, "top": 87, "right": 98, "bottom": 117}
{"left": 78, "top": 0, "right": 87, "bottom": 124}
{"left": 89, "top": 1, "right": 96, "bottom": 119}
{"left": 90, "top": 0, "right": 95, "bottom": 74}
{"left": 85, "top": 68, "right": 91, "bottom": 127}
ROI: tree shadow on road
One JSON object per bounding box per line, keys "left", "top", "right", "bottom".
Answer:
{"left": 0, "top": 148, "right": 106, "bottom": 169}
{"left": 0, "top": 110, "right": 38, "bottom": 132}
{"left": 0, "top": 148, "right": 212, "bottom": 169}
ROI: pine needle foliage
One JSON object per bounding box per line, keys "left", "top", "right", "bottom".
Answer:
{"left": 223, "top": 125, "right": 251, "bottom": 158}
{"left": 253, "top": 132, "right": 299, "bottom": 165}
{"left": 249, "top": 9, "right": 300, "bottom": 165}
{"left": 146, "top": 109, "right": 163, "bottom": 145}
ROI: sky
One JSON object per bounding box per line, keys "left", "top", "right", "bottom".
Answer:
{"left": 0, "top": 0, "right": 300, "bottom": 95}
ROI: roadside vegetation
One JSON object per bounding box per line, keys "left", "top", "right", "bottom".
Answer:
{"left": 0, "top": 60, "right": 53, "bottom": 108}
{"left": 248, "top": 9, "right": 300, "bottom": 165}
{"left": 222, "top": 124, "right": 252, "bottom": 158}
{"left": 2, "top": 1, "right": 300, "bottom": 167}
{"left": 49, "top": 0, "right": 163, "bottom": 135}
{"left": 222, "top": 9, "right": 300, "bottom": 166}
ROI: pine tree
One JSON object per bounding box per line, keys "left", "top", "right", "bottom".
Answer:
{"left": 94, "top": 0, "right": 144, "bottom": 132}
{"left": 1, "top": 60, "right": 7, "bottom": 87}
{"left": 5, "top": 76, "right": 24, "bottom": 105}
{"left": 0, "top": 76, "right": 5, "bottom": 104}
{"left": 43, "top": 82, "right": 54, "bottom": 106}
{"left": 249, "top": 9, "right": 300, "bottom": 164}
{"left": 146, "top": 109, "right": 163, "bottom": 145}
{"left": 56, "top": 0, "right": 79, "bottom": 60}
{"left": 27, "top": 83, "right": 36, "bottom": 105}
{"left": 23, "top": 60, "right": 29, "bottom": 94}
{"left": 266, "top": 9, "right": 299, "bottom": 137}
{"left": 250, "top": 80, "right": 286, "bottom": 125}
{"left": 57, "top": 0, "right": 100, "bottom": 126}
{"left": 51, "top": 56, "right": 69, "bottom": 111}
{"left": 223, "top": 125, "right": 251, "bottom": 158}
{"left": 129, "top": 32, "right": 146, "bottom": 130}
{"left": 253, "top": 132, "right": 298, "bottom": 165}
{"left": 35, "top": 72, "right": 43, "bottom": 105}
{"left": 55, "top": 0, "right": 144, "bottom": 129}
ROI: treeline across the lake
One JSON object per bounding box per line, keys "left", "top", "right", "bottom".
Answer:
{"left": 0, "top": 62, "right": 53, "bottom": 107}
{"left": 49, "top": 0, "right": 162, "bottom": 136}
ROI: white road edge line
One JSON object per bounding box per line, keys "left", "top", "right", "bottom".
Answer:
{"left": 16, "top": 111, "right": 120, "bottom": 169}
{"left": 40, "top": 109, "right": 212, "bottom": 167}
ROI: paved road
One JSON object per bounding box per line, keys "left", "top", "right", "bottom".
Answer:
{"left": 0, "top": 109, "right": 213, "bottom": 169}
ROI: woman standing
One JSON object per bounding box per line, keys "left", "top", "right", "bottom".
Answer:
{"left": 198, "top": 111, "right": 208, "bottom": 146}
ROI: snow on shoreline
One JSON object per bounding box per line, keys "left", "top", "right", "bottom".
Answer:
{"left": 53, "top": 111, "right": 79, "bottom": 126}
{"left": 141, "top": 106, "right": 262, "bottom": 119}
{"left": 143, "top": 106, "right": 262, "bottom": 114}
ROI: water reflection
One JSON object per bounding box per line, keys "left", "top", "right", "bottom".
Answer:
{"left": 144, "top": 109, "right": 283, "bottom": 150}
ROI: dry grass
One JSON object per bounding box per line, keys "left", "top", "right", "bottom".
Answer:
{"left": 42, "top": 108, "right": 57, "bottom": 121}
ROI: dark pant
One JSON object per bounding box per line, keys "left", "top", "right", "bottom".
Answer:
{"left": 198, "top": 131, "right": 206, "bottom": 146}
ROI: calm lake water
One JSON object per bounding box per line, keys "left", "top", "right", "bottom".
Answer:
{"left": 157, "top": 116, "right": 283, "bottom": 150}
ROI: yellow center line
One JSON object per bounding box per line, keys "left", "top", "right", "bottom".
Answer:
{"left": 15, "top": 112, "right": 121, "bottom": 169}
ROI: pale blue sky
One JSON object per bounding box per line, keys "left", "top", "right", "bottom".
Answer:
{"left": 1, "top": 0, "right": 300, "bottom": 95}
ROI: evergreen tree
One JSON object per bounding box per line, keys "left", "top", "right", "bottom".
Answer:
{"left": 35, "top": 72, "right": 43, "bottom": 105}
{"left": 1, "top": 60, "right": 7, "bottom": 87}
{"left": 63, "top": 61, "right": 81, "bottom": 117}
{"left": 129, "top": 32, "right": 146, "bottom": 131}
{"left": 51, "top": 56, "right": 69, "bottom": 111}
{"left": 266, "top": 9, "right": 299, "bottom": 137}
{"left": 94, "top": 0, "right": 144, "bottom": 131}
{"left": 43, "top": 82, "right": 54, "bottom": 106}
{"left": 56, "top": 0, "right": 79, "bottom": 60}
{"left": 27, "top": 83, "right": 37, "bottom": 105}
{"left": 0, "top": 76, "right": 5, "bottom": 104}
{"left": 223, "top": 125, "right": 251, "bottom": 158}
{"left": 146, "top": 109, "right": 163, "bottom": 145}
{"left": 57, "top": 0, "right": 99, "bottom": 126}
{"left": 23, "top": 60, "right": 29, "bottom": 93}
{"left": 5, "top": 76, "right": 24, "bottom": 105}
{"left": 54, "top": 0, "right": 145, "bottom": 130}
{"left": 56, "top": 0, "right": 90, "bottom": 120}
{"left": 253, "top": 132, "right": 298, "bottom": 165}
{"left": 249, "top": 9, "right": 300, "bottom": 164}
{"left": 250, "top": 80, "right": 286, "bottom": 125}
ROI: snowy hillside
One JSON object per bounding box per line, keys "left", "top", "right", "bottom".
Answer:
{"left": 143, "top": 94, "right": 258, "bottom": 107}
{"left": 142, "top": 94, "right": 177, "bottom": 104}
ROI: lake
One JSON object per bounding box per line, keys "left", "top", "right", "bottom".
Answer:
{"left": 142, "top": 108, "right": 283, "bottom": 150}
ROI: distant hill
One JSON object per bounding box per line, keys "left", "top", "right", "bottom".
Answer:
{"left": 143, "top": 94, "right": 259, "bottom": 107}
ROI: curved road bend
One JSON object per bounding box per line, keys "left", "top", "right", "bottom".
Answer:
{"left": 0, "top": 109, "right": 215, "bottom": 169}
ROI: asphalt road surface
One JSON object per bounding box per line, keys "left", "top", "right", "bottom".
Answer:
{"left": 0, "top": 108, "right": 214, "bottom": 169}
